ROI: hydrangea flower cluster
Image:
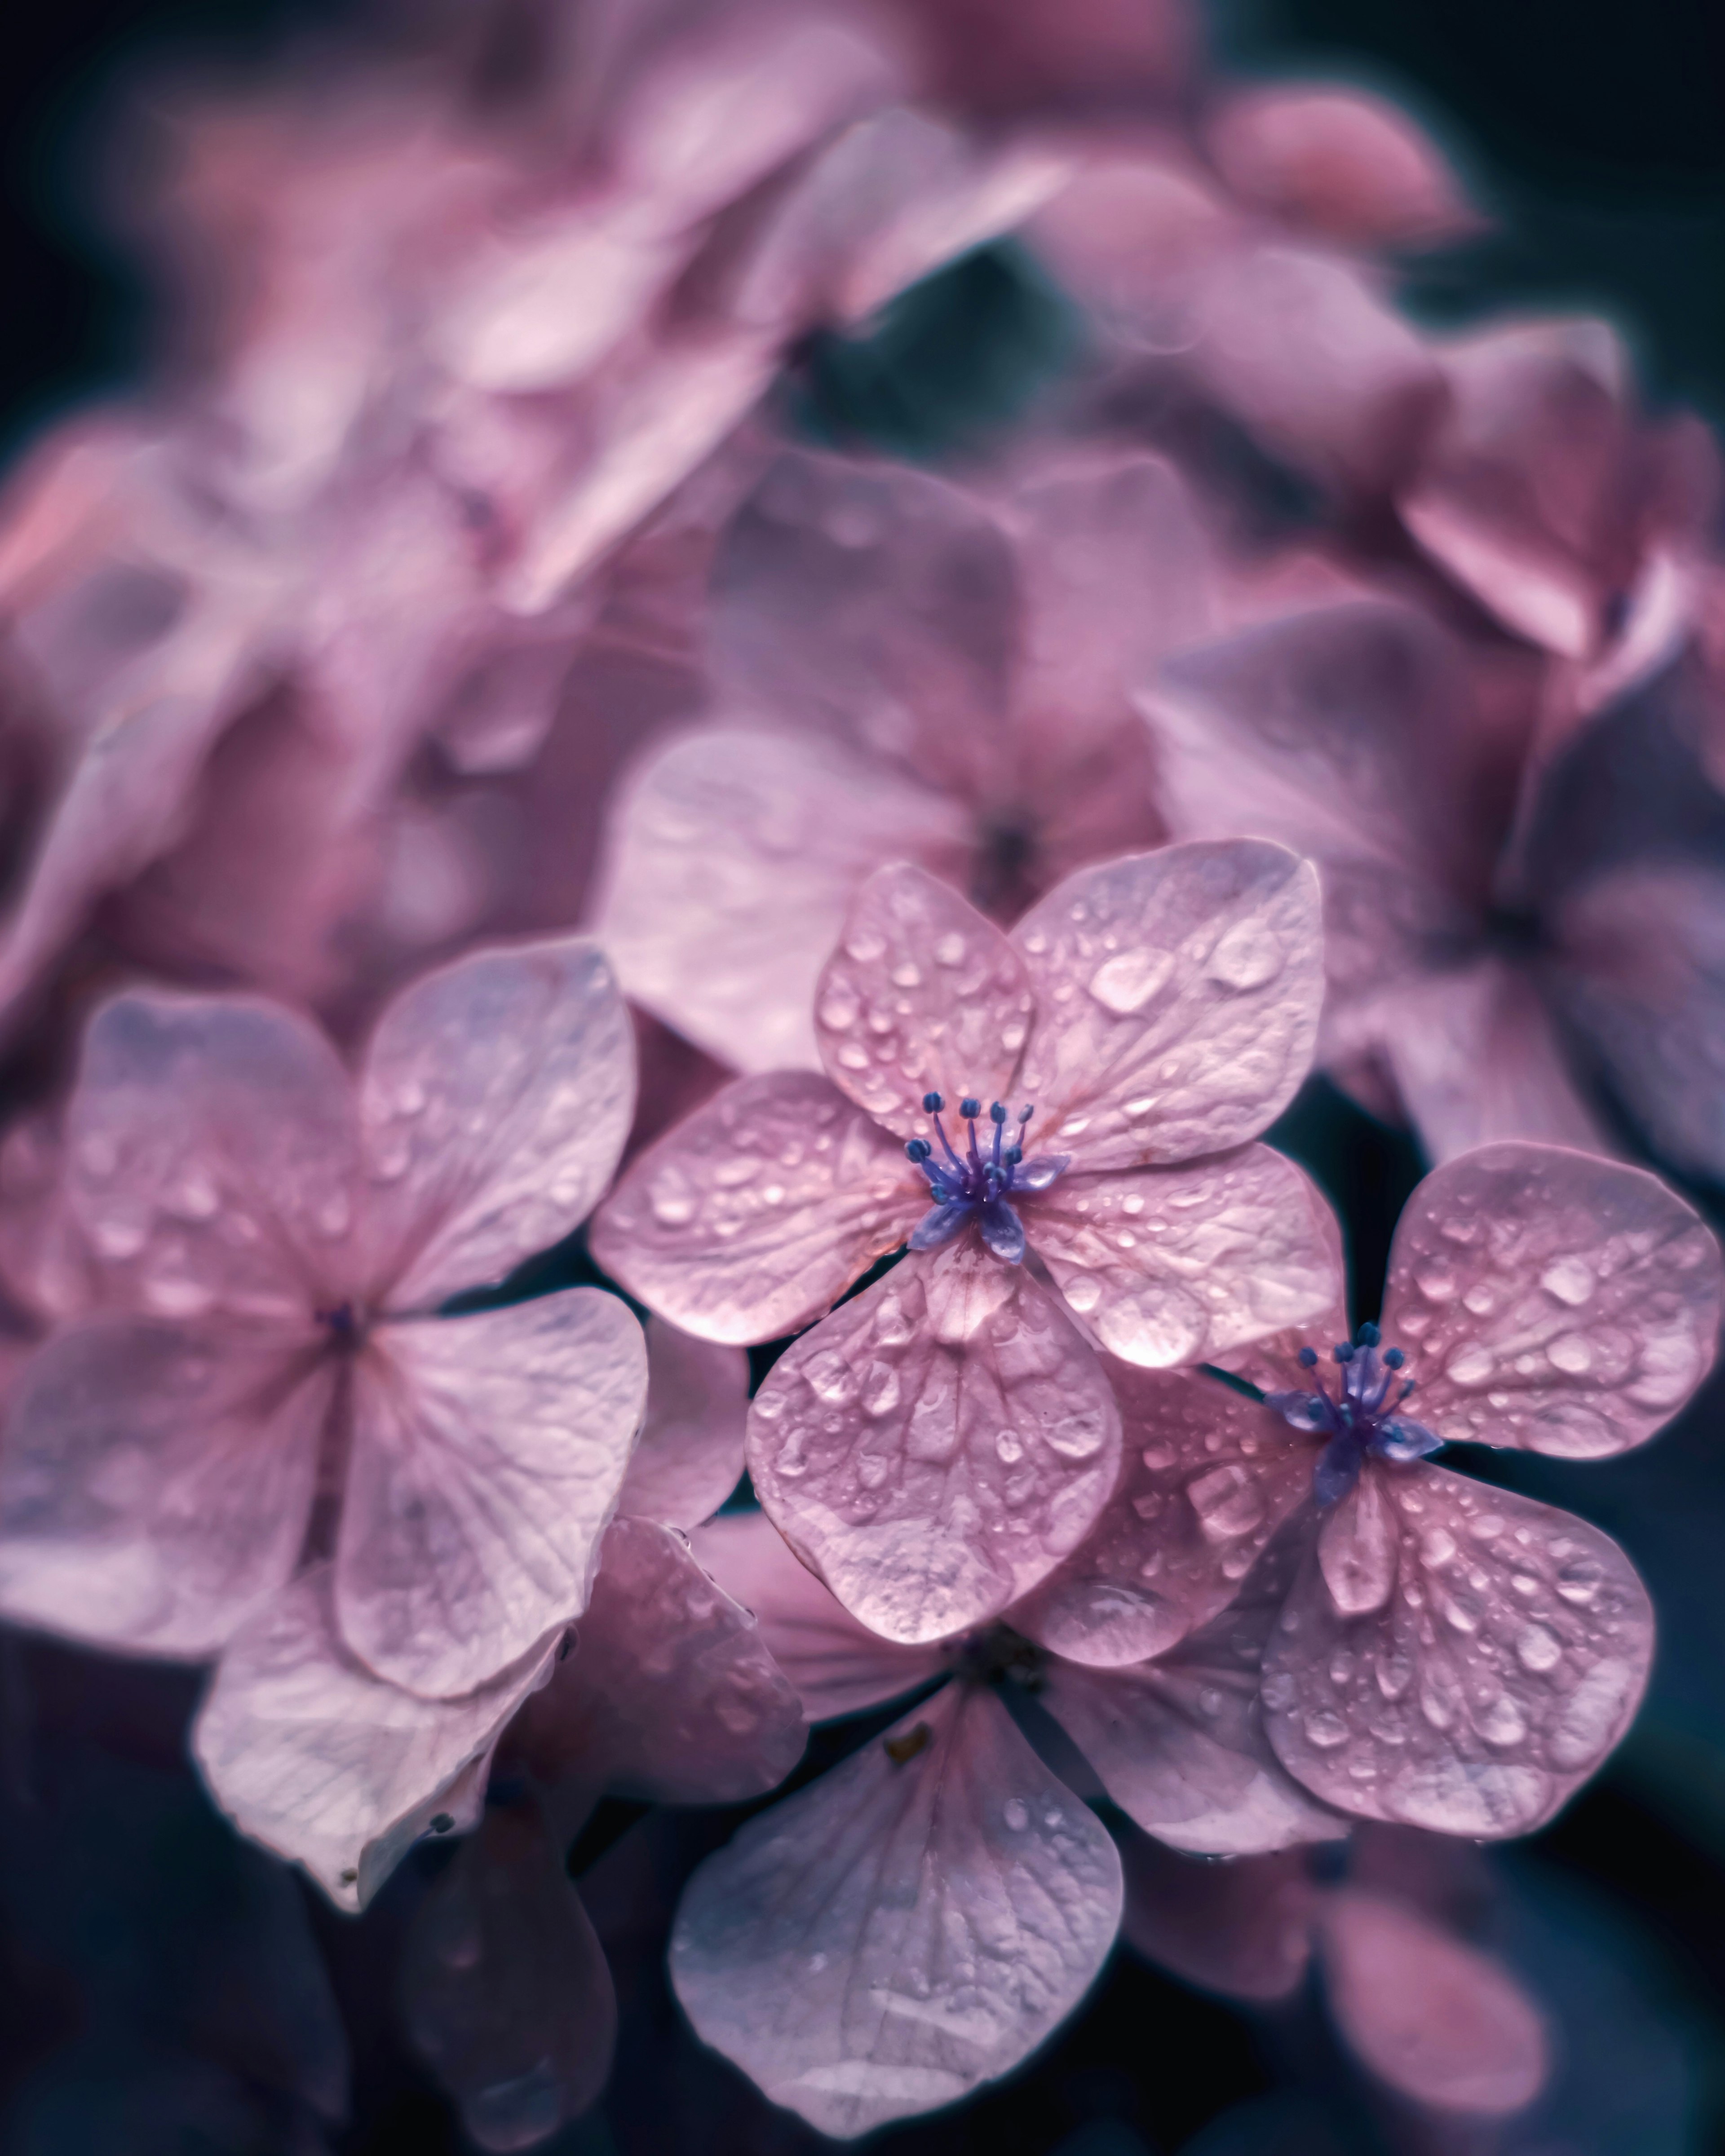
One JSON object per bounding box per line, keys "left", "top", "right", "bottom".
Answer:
{"left": 0, "top": 0, "right": 1721, "bottom": 2148}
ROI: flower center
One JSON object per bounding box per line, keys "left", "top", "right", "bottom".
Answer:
{"left": 314, "top": 1301, "right": 367, "bottom": 1352}
{"left": 1265, "top": 1321, "right": 1442, "bottom": 1506}
{"left": 947, "top": 1621, "right": 1045, "bottom": 1692}
{"left": 902, "top": 1093, "right": 1070, "bottom": 1266}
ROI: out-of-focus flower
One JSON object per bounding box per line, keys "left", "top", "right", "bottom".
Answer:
{"left": 1034, "top": 1143, "right": 1720, "bottom": 1837}
{"left": 596, "top": 443, "right": 1216, "bottom": 1074}
{"left": 595, "top": 848, "right": 1339, "bottom": 1641}
{"left": 0, "top": 937, "right": 643, "bottom": 1710}
{"left": 670, "top": 1503, "right": 1339, "bottom": 2138}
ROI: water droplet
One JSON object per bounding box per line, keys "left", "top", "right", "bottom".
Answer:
{"left": 818, "top": 990, "right": 859, "bottom": 1031}
{"left": 1415, "top": 1266, "right": 1457, "bottom": 1303}
{"left": 1477, "top": 1695, "right": 1527, "bottom": 1747}
{"left": 1463, "top": 1283, "right": 1496, "bottom": 1316}
{"left": 1548, "top": 1333, "right": 1593, "bottom": 1375}
{"left": 1088, "top": 950, "right": 1174, "bottom": 1014}
{"left": 1555, "top": 1555, "right": 1605, "bottom": 1605}
{"left": 1304, "top": 1710, "right": 1349, "bottom": 1749}
{"left": 1516, "top": 1624, "right": 1562, "bottom": 1672}
{"left": 1003, "top": 1798, "right": 1029, "bottom": 1831}
{"left": 875, "top": 1295, "right": 913, "bottom": 1347}
{"left": 862, "top": 1362, "right": 900, "bottom": 1418}
{"left": 172, "top": 1171, "right": 220, "bottom": 1221}
{"left": 846, "top": 929, "right": 886, "bottom": 963}
{"left": 1185, "top": 1462, "right": 1268, "bottom": 1539}
{"left": 1062, "top": 1275, "right": 1101, "bottom": 1314}
{"left": 995, "top": 1430, "right": 1022, "bottom": 1464}
{"left": 934, "top": 932, "right": 966, "bottom": 966}
{"left": 1048, "top": 1406, "right": 1107, "bottom": 1459}
{"left": 1420, "top": 1527, "right": 1457, "bottom": 1568}
{"left": 1444, "top": 1345, "right": 1494, "bottom": 1387}
{"left": 1420, "top": 1663, "right": 1462, "bottom": 1729}
{"left": 1375, "top": 1651, "right": 1412, "bottom": 1699}
{"left": 92, "top": 1217, "right": 147, "bottom": 1261}
{"left": 1541, "top": 1256, "right": 1596, "bottom": 1307}
{"left": 1207, "top": 919, "right": 1283, "bottom": 990}
{"left": 890, "top": 962, "right": 921, "bottom": 989}
{"left": 649, "top": 1171, "right": 696, "bottom": 1227}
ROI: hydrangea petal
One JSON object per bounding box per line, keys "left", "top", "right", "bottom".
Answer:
{"left": 193, "top": 1566, "right": 558, "bottom": 1914}
{"left": 815, "top": 866, "right": 1035, "bottom": 1140}
{"left": 0, "top": 1317, "right": 328, "bottom": 1657}
{"left": 615, "top": 1319, "right": 748, "bottom": 1529}
{"left": 336, "top": 1291, "right": 647, "bottom": 1698}
{"left": 362, "top": 939, "right": 635, "bottom": 1308}
{"left": 1120, "top": 1837, "right": 1317, "bottom": 2002}
{"left": 597, "top": 728, "right": 969, "bottom": 1074}
{"left": 669, "top": 1683, "right": 1121, "bottom": 2138}
{"left": 1029, "top": 1144, "right": 1342, "bottom": 1368}
{"left": 1319, "top": 1887, "right": 1549, "bottom": 2115}
{"left": 1013, "top": 1369, "right": 1310, "bottom": 1668}
{"left": 402, "top": 1799, "right": 619, "bottom": 2153}
{"left": 1041, "top": 1534, "right": 1346, "bottom": 1856}
{"left": 694, "top": 1509, "right": 947, "bottom": 1721}
{"left": 509, "top": 1515, "right": 804, "bottom": 1805}
{"left": 1381, "top": 1142, "right": 1722, "bottom": 1457}
{"left": 66, "top": 990, "right": 361, "bottom": 1322}
{"left": 1261, "top": 1464, "right": 1653, "bottom": 1837}
{"left": 1011, "top": 844, "right": 1323, "bottom": 1171}
{"left": 592, "top": 1071, "right": 925, "bottom": 1343}
{"left": 748, "top": 1239, "right": 1122, "bottom": 1644}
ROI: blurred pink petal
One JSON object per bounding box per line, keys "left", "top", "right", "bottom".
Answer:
{"left": 336, "top": 1290, "right": 648, "bottom": 1698}
{"left": 402, "top": 1797, "right": 618, "bottom": 2155}
{"left": 66, "top": 989, "right": 360, "bottom": 1323}
{"left": 1030, "top": 1145, "right": 1342, "bottom": 1367}
{"left": 1382, "top": 1142, "right": 1723, "bottom": 1458}
{"left": 615, "top": 1318, "right": 748, "bottom": 1529}
{"left": 747, "top": 1238, "right": 1122, "bottom": 1643}
{"left": 886, "top": 0, "right": 1192, "bottom": 116}
{"left": 591, "top": 1071, "right": 924, "bottom": 1343}
{"left": 0, "top": 1316, "right": 331, "bottom": 1656}
{"left": 1261, "top": 1466, "right": 1653, "bottom": 1837}
{"left": 360, "top": 939, "right": 635, "bottom": 1307}
{"left": 693, "top": 1508, "right": 947, "bottom": 1720}
{"left": 1318, "top": 1886, "right": 1549, "bottom": 2114}
{"left": 192, "top": 1565, "right": 558, "bottom": 1912}
{"left": 813, "top": 864, "right": 1035, "bottom": 1139}
{"left": 1012, "top": 843, "right": 1324, "bottom": 1170}
{"left": 668, "top": 1682, "right": 1122, "bottom": 2137}
{"left": 1205, "top": 86, "right": 1479, "bottom": 251}
{"left": 1012, "top": 1367, "right": 1311, "bottom": 1667}
{"left": 1041, "top": 1531, "right": 1347, "bottom": 1854}
{"left": 507, "top": 1514, "right": 804, "bottom": 1806}
{"left": 1119, "top": 1837, "right": 1318, "bottom": 2002}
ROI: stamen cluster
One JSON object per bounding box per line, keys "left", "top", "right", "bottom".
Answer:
{"left": 902, "top": 1093, "right": 1068, "bottom": 1265}
{"left": 1265, "top": 1321, "right": 1442, "bottom": 1506}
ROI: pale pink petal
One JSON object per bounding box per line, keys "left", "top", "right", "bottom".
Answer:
{"left": 1380, "top": 960, "right": 1609, "bottom": 1162}
{"left": 694, "top": 1509, "right": 946, "bottom": 1720}
{"left": 336, "top": 1291, "right": 648, "bottom": 1698}
{"left": 509, "top": 1515, "right": 804, "bottom": 1805}
{"left": 596, "top": 727, "right": 969, "bottom": 1074}
{"left": 362, "top": 939, "right": 635, "bottom": 1308}
{"left": 1011, "top": 843, "right": 1323, "bottom": 1170}
{"left": 1319, "top": 1887, "right": 1549, "bottom": 2114}
{"left": 669, "top": 1683, "right": 1122, "bottom": 2138}
{"left": 66, "top": 990, "right": 360, "bottom": 1322}
{"left": 1013, "top": 1368, "right": 1311, "bottom": 1667}
{"left": 1028, "top": 1144, "right": 1343, "bottom": 1369}
{"left": 749, "top": 1239, "right": 1122, "bottom": 1643}
{"left": 889, "top": 0, "right": 1190, "bottom": 114}
{"left": 1119, "top": 1836, "right": 1317, "bottom": 2002}
{"left": 1381, "top": 1142, "right": 1722, "bottom": 1457}
{"left": 402, "top": 1798, "right": 617, "bottom": 2153}
{"left": 1041, "top": 1533, "right": 1346, "bottom": 1856}
{"left": 815, "top": 865, "right": 1035, "bottom": 1139}
{"left": 0, "top": 1316, "right": 329, "bottom": 1656}
{"left": 1212, "top": 1178, "right": 1351, "bottom": 1396}
{"left": 1261, "top": 1463, "right": 1653, "bottom": 1837}
{"left": 616, "top": 1319, "right": 748, "bottom": 1529}
{"left": 591, "top": 1072, "right": 925, "bottom": 1343}
{"left": 1207, "top": 87, "right": 1479, "bottom": 249}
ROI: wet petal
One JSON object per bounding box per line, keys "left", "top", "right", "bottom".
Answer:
{"left": 748, "top": 1239, "right": 1122, "bottom": 1643}
{"left": 1011, "top": 843, "right": 1323, "bottom": 1171}
{"left": 596, "top": 726, "right": 969, "bottom": 1074}
{"left": 694, "top": 1509, "right": 946, "bottom": 1721}
{"left": 1319, "top": 1887, "right": 1549, "bottom": 2115}
{"left": 1041, "top": 1531, "right": 1346, "bottom": 1856}
{"left": 591, "top": 1072, "right": 925, "bottom": 1343}
{"left": 1317, "top": 1470, "right": 1398, "bottom": 1617}
{"left": 1029, "top": 1144, "right": 1342, "bottom": 1367}
{"left": 910, "top": 1200, "right": 976, "bottom": 1253}
{"left": 615, "top": 1319, "right": 748, "bottom": 1529}
{"left": 362, "top": 938, "right": 635, "bottom": 1308}
{"left": 509, "top": 1515, "right": 804, "bottom": 1806}
{"left": 336, "top": 1290, "right": 647, "bottom": 1698}
{"left": 1120, "top": 1836, "right": 1317, "bottom": 2002}
{"left": 1381, "top": 1141, "right": 1722, "bottom": 1457}
{"left": 668, "top": 1683, "right": 1121, "bottom": 2138}
{"left": 66, "top": 990, "right": 360, "bottom": 1322}
{"left": 815, "top": 865, "right": 1035, "bottom": 1140}
{"left": 978, "top": 1198, "right": 1025, "bottom": 1264}
{"left": 1261, "top": 1464, "right": 1653, "bottom": 1837}
{"left": 193, "top": 1566, "right": 557, "bottom": 1913}
{"left": 0, "top": 1317, "right": 328, "bottom": 1657}
{"left": 1013, "top": 1367, "right": 1310, "bottom": 1668}
{"left": 402, "top": 1798, "right": 618, "bottom": 2154}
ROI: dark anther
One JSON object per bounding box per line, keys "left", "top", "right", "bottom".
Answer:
{"left": 989, "top": 1101, "right": 1007, "bottom": 1124}
{"left": 906, "top": 1138, "right": 932, "bottom": 1162}
{"left": 922, "top": 1091, "right": 944, "bottom": 1113}
{"left": 1333, "top": 1343, "right": 1355, "bottom": 1364}
{"left": 430, "top": 1813, "right": 454, "bottom": 1834}
{"left": 1357, "top": 1321, "right": 1380, "bottom": 1346}
{"left": 884, "top": 1722, "right": 932, "bottom": 1766}
{"left": 1384, "top": 1347, "right": 1405, "bottom": 1370}
{"left": 960, "top": 1097, "right": 982, "bottom": 1120}
{"left": 1297, "top": 1346, "right": 1318, "bottom": 1368}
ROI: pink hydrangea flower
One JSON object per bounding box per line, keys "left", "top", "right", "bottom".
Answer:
{"left": 1030, "top": 1142, "right": 1721, "bottom": 1837}
{"left": 1121, "top": 1826, "right": 1550, "bottom": 2119}
{"left": 595, "top": 846, "right": 1340, "bottom": 1640}
{"left": 674, "top": 1503, "right": 1340, "bottom": 2137}
{"left": 596, "top": 443, "right": 1215, "bottom": 1074}
{"left": 0, "top": 936, "right": 643, "bottom": 1706}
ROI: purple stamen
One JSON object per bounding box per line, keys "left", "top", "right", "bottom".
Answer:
{"left": 1267, "top": 1319, "right": 1442, "bottom": 1505}
{"left": 904, "top": 1093, "right": 1068, "bottom": 1266}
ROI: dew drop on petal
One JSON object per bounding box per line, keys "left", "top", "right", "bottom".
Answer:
{"left": 1003, "top": 1798, "right": 1029, "bottom": 1831}
{"left": 1548, "top": 1334, "right": 1593, "bottom": 1375}
{"left": 1088, "top": 950, "right": 1174, "bottom": 1014}
{"left": 1516, "top": 1625, "right": 1563, "bottom": 1673}
{"left": 1541, "top": 1256, "right": 1596, "bottom": 1307}
{"left": 1206, "top": 919, "right": 1283, "bottom": 990}
{"left": 1304, "top": 1710, "right": 1349, "bottom": 1749}
{"left": 1444, "top": 1345, "right": 1494, "bottom": 1387}
{"left": 1476, "top": 1696, "right": 1527, "bottom": 1748}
